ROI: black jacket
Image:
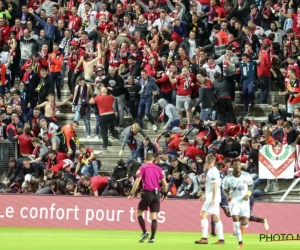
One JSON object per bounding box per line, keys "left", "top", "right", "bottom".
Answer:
{"left": 18, "top": 162, "right": 44, "bottom": 179}
{"left": 181, "top": 38, "right": 201, "bottom": 57}
{"left": 134, "top": 141, "right": 157, "bottom": 161}
{"left": 7, "top": 164, "right": 22, "bottom": 185}
{"left": 112, "top": 166, "right": 127, "bottom": 180}
{"left": 101, "top": 73, "right": 125, "bottom": 97}
{"left": 195, "top": 87, "right": 216, "bottom": 109}
{"left": 213, "top": 79, "right": 231, "bottom": 99}
{"left": 33, "top": 36, "right": 53, "bottom": 53}
{"left": 268, "top": 110, "right": 292, "bottom": 125}
{"left": 240, "top": 34, "right": 261, "bottom": 53}
{"left": 121, "top": 61, "right": 142, "bottom": 78}
{"left": 38, "top": 75, "right": 55, "bottom": 104}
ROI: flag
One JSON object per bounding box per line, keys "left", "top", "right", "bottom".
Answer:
{"left": 259, "top": 145, "right": 295, "bottom": 179}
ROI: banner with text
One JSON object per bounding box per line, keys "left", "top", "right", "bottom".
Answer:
{"left": 0, "top": 195, "right": 299, "bottom": 234}
{"left": 259, "top": 145, "right": 295, "bottom": 179}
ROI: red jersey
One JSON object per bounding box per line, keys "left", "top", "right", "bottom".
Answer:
{"left": 46, "top": 152, "right": 69, "bottom": 169}
{"left": 215, "top": 123, "right": 239, "bottom": 139}
{"left": 68, "top": 15, "right": 82, "bottom": 33}
{"left": 291, "top": 13, "right": 300, "bottom": 35}
{"left": 183, "top": 146, "right": 206, "bottom": 160}
{"left": 176, "top": 74, "right": 192, "bottom": 96}
{"left": 50, "top": 159, "right": 74, "bottom": 174}
{"left": 98, "top": 10, "right": 112, "bottom": 20}
{"left": 78, "top": 148, "right": 96, "bottom": 163}
{"left": 68, "top": 51, "right": 84, "bottom": 71}
{"left": 156, "top": 73, "right": 173, "bottom": 93}
{"left": 144, "top": 64, "right": 156, "bottom": 77}
{"left": 99, "top": 20, "right": 109, "bottom": 33}
{"left": 90, "top": 176, "right": 109, "bottom": 192}
{"left": 106, "top": 22, "right": 120, "bottom": 35}
{"left": 10, "top": 26, "right": 23, "bottom": 40}
{"left": 0, "top": 24, "right": 10, "bottom": 47}
{"left": 144, "top": 11, "right": 160, "bottom": 24}
{"left": 18, "top": 134, "right": 34, "bottom": 155}
{"left": 28, "top": 0, "right": 42, "bottom": 10}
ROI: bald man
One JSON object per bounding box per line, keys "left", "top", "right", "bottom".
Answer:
{"left": 89, "top": 87, "right": 115, "bottom": 152}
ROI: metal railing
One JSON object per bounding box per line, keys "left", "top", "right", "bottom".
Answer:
{"left": 0, "top": 141, "right": 18, "bottom": 177}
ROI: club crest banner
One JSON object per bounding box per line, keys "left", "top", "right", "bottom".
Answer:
{"left": 259, "top": 145, "right": 295, "bottom": 179}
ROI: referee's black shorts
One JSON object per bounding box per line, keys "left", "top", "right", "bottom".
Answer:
{"left": 138, "top": 191, "right": 160, "bottom": 213}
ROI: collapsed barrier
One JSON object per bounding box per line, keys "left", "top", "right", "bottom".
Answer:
{"left": 0, "top": 195, "right": 298, "bottom": 234}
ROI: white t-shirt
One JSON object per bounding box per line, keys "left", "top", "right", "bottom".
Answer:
{"left": 40, "top": 122, "right": 59, "bottom": 135}
{"left": 188, "top": 39, "right": 196, "bottom": 59}
{"left": 205, "top": 166, "right": 221, "bottom": 202}
{"left": 202, "top": 63, "right": 222, "bottom": 81}
{"left": 222, "top": 171, "right": 253, "bottom": 202}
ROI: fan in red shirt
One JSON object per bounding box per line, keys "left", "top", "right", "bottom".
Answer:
{"left": 81, "top": 175, "right": 110, "bottom": 196}
{"left": 216, "top": 121, "right": 240, "bottom": 140}
{"left": 179, "top": 142, "right": 206, "bottom": 161}
{"left": 18, "top": 127, "right": 34, "bottom": 157}
{"left": 144, "top": 7, "right": 160, "bottom": 24}
{"left": 28, "top": 0, "right": 42, "bottom": 11}
{"left": 50, "top": 159, "right": 74, "bottom": 174}
{"left": 144, "top": 57, "right": 157, "bottom": 77}
{"left": 105, "top": 15, "right": 120, "bottom": 35}
{"left": 281, "top": 4, "right": 300, "bottom": 36}
{"left": 68, "top": 6, "right": 82, "bottom": 33}
{"left": 0, "top": 18, "right": 10, "bottom": 48}
{"left": 46, "top": 150, "right": 69, "bottom": 169}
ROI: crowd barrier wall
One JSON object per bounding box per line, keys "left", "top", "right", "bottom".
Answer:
{"left": 0, "top": 195, "right": 298, "bottom": 234}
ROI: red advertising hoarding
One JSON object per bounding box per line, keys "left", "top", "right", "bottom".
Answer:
{"left": 0, "top": 195, "right": 298, "bottom": 234}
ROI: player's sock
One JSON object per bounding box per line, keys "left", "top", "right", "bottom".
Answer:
{"left": 234, "top": 222, "right": 242, "bottom": 242}
{"left": 150, "top": 220, "right": 157, "bottom": 240}
{"left": 138, "top": 216, "right": 147, "bottom": 234}
{"left": 250, "top": 215, "right": 264, "bottom": 223}
{"left": 211, "top": 215, "right": 216, "bottom": 235}
{"left": 215, "top": 221, "right": 224, "bottom": 240}
{"left": 201, "top": 218, "right": 209, "bottom": 238}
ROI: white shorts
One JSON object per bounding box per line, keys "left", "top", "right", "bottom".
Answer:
{"left": 229, "top": 201, "right": 250, "bottom": 218}
{"left": 201, "top": 199, "right": 220, "bottom": 215}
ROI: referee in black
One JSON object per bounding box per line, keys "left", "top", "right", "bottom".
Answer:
{"left": 128, "top": 152, "right": 168, "bottom": 243}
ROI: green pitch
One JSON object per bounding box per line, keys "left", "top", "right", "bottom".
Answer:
{"left": 0, "top": 228, "right": 298, "bottom": 250}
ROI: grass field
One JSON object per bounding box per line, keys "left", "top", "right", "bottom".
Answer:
{"left": 0, "top": 228, "right": 299, "bottom": 250}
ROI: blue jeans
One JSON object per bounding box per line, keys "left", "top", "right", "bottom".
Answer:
{"left": 242, "top": 80, "right": 254, "bottom": 112}
{"left": 259, "top": 77, "right": 271, "bottom": 104}
{"left": 95, "top": 114, "right": 100, "bottom": 135}
{"left": 167, "top": 118, "right": 180, "bottom": 131}
{"left": 138, "top": 97, "right": 155, "bottom": 129}
{"left": 287, "top": 102, "right": 298, "bottom": 115}
{"left": 200, "top": 108, "right": 212, "bottom": 121}
{"left": 74, "top": 104, "right": 91, "bottom": 136}
{"left": 120, "top": 138, "right": 136, "bottom": 159}
{"left": 81, "top": 160, "right": 99, "bottom": 176}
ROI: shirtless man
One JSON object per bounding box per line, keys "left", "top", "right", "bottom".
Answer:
{"left": 36, "top": 93, "right": 73, "bottom": 122}
{"left": 83, "top": 43, "right": 102, "bottom": 83}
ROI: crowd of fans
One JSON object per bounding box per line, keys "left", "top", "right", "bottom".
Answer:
{"left": 0, "top": 0, "right": 300, "bottom": 197}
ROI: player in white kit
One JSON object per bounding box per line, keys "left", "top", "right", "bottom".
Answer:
{"left": 222, "top": 160, "right": 254, "bottom": 249}
{"left": 195, "top": 154, "right": 225, "bottom": 244}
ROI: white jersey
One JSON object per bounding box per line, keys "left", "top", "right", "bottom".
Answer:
{"left": 222, "top": 171, "right": 253, "bottom": 202}
{"left": 205, "top": 166, "right": 221, "bottom": 202}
